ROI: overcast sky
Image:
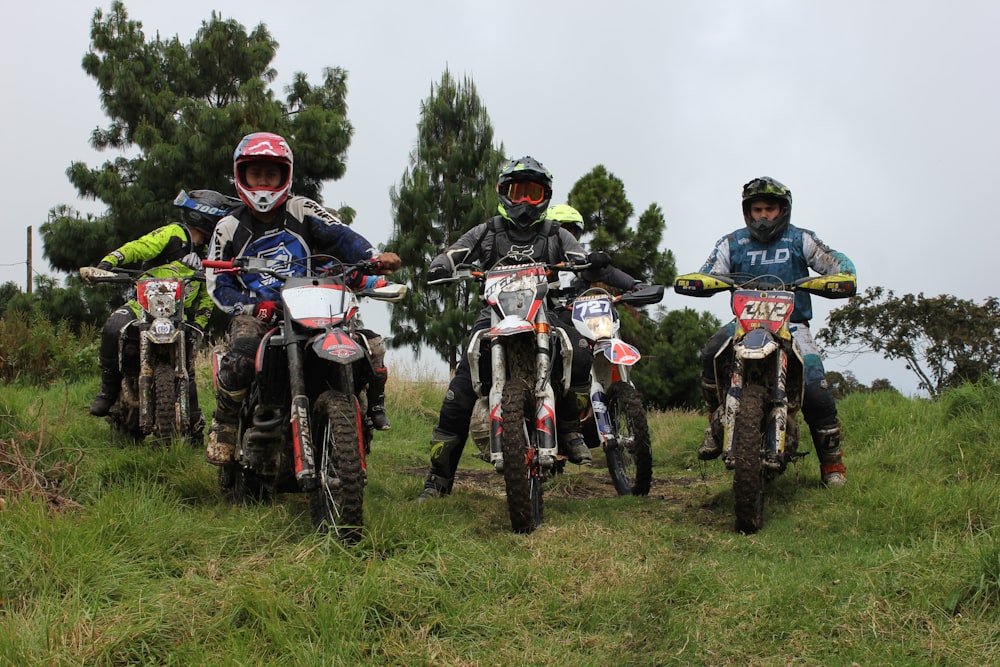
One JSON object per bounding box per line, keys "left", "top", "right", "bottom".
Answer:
{"left": 3, "top": 1, "right": 998, "bottom": 394}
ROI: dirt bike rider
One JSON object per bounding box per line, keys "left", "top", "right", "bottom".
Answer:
{"left": 545, "top": 204, "right": 643, "bottom": 293}
{"left": 87, "top": 189, "right": 238, "bottom": 441}
{"left": 204, "top": 131, "right": 402, "bottom": 466}
{"left": 417, "top": 158, "right": 631, "bottom": 500}
{"left": 695, "top": 176, "right": 856, "bottom": 487}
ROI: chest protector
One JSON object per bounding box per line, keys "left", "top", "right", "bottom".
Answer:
{"left": 485, "top": 216, "right": 557, "bottom": 268}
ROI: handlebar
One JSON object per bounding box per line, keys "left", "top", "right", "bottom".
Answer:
{"left": 674, "top": 272, "right": 856, "bottom": 299}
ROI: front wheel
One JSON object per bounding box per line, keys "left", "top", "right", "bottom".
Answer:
{"left": 310, "top": 390, "right": 365, "bottom": 541}
{"left": 501, "top": 378, "right": 543, "bottom": 534}
{"left": 152, "top": 362, "right": 179, "bottom": 443}
{"left": 604, "top": 382, "right": 653, "bottom": 496}
{"left": 732, "top": 383, "right": 767, "bottom": 534}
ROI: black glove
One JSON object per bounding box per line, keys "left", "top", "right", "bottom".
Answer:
{"left": 96, "top": 261, "right": 115, "bottom": 272}
{"left": 587, "top": 252, "right": 611, "bottom": 269}
{"left": 631, "top": 281, "right": 650, "bottom": 292}
{"left": 428, "top": 264, "right": 451, "bottom": 282}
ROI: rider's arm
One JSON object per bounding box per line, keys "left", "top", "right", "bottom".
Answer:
{"left": 429, "top": 222, "right": 490, "bottom": 275}
{"left": 802, "top": 230, "right": 856, "bottom": 277}
{"left": 99, "top": 224, "right": 182, "bottom": 268}
{"left": 698, "top": 234, "right": 734, "bottom": 274}
{"left": 292, "top": 198, "right": 381, "bottom": 264}
{"left": 205, "top": 214, "right": 255, "bottom": 314}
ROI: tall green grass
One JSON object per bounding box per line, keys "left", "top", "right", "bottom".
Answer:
{"left": 1, "top": 375, "right": 998, "bottom": 665}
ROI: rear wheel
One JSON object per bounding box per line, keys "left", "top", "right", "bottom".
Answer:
{"left": 310, "top": 390, "right": 365, "bottom": 542}
{"left": 501, "top": 378, "right": 543, "bottom": 534}
{"left": 733, "top": 383, "right": 767, "bottom": 534}
{"left": 603, "top": 382, "right": 653, "bottom": 496}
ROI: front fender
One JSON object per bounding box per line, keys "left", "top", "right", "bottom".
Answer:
{"left": 733, "top": 327, "right": 781, "bottom": 361}
{"left": 594, "top": 339, "right": 641, "bottom": 366}
{"left": 310, "top": 330, "right": 365, "bottom": 364}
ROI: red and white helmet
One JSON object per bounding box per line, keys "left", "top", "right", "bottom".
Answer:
{"left": 233, "top": 132, "right": 293, "bottom": 213}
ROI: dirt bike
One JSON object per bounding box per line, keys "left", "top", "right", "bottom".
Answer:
{"left": 434, "top": 252, "right": 602, "bottom": 533}
{"left": 565, "top": 283, "right": 664, "bottom": 496}
{"left": 674, "top": 271, "right": 856, "bottom": 533}
{"left": 80, "top": 265, "right": 203, "bottom": 444}
{"left": 203, "top": 255, "right": 407, "bottom": 540}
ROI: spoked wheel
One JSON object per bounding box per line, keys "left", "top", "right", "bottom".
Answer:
{"left": 732, "top": 383, "right": 767, "bottom": 534}
{"left": 310, "top": 390, "right": 365, "bottom": 542}
{"left": 603, "top": 382, "right": 653, "bottom": 496}
{"left": 500, "top": 378, "right": 543, "bottom": 534}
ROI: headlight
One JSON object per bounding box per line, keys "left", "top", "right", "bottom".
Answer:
{"left": 148, "top": 293, "right": 177, "bottom": 318}
{"left": 585, "top": 315, "right": 615, "bottom": 340}
{"left": 497, "top": 288, "right": 535, "bottom": 319}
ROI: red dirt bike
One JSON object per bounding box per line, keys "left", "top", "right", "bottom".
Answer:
{"left": 674, "top": 271, "right": 856, "bottom": 533}
{"left": 565, "top": 284, "right": 664, "bottom": 496}
{"left": 80, "top": 265, "right": 202, "bottom": 444}
{"left": 203, "top": 255, "right": 406, "bottom": 540}
{"left": 434, "top": 253, "right": 605, "bottom": 533}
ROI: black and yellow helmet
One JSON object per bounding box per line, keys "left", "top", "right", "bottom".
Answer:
{"left": 497, "top": 156, "right": 553, "bottom": 230}
{"left": 741, "top": 176, "right": 792, "bottom": 243}
{"left": 544, "top": 203, "right": 584, "bottom": 239}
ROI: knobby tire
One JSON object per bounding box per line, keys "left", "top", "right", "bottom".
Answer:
{"left": 501, "top": 378, "right": 542, "bottom": 534}
{"left": 310, "top": 390, "right": 365, "bottom": 542}
{"left": 604, "top": 382, "right": 653, "bottom": 496}
{"left": 733, "top": 383, "right": 767, "bottom": 534}
{"left": 152, "top": 362, "right": 179, "bottom": 443}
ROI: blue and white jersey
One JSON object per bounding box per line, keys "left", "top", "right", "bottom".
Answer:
{"left": 699, "top": 224, "right": 856, "bottom": 322}
{"left": 207, "top": 196, "right": 379, "bottom": 314}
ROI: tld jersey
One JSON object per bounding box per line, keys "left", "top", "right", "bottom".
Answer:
{"left": 699, "top": 224, "right": 855, "bottom": 322}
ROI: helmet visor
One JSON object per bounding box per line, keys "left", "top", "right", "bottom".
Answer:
{"left": 173, "top": 190, "right": 233, "bottom": 219}
{"left": 502, "top": 181, "right": 547, "bottom": 205}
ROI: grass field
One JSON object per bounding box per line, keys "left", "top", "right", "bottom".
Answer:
{"left": 1, "top": 372, "right": 999, "bottom": 665}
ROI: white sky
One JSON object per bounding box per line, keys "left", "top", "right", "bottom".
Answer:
{"left": 3, "top": 1, "right": 998, "bottom": 394}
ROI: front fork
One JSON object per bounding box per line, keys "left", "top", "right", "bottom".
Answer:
{"left": 589, "top": 354, "right": 628, "bottom": 450}
{"left": 721, "top": 349, "right": 790, "bottom": 469}
{"left": 286, "top": 339, "right": 317, "bottom": 487}
{"left": 137, "top": 334, "right": 189, "bottom": 434}
{"left": 485, "top": 332, "right": 561, "bottom": 470}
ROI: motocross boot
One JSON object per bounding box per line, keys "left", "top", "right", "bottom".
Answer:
{"left": 89, "top": 367, "right": 122, "bottom": 417}
{"left": 205, "top": 384, "right": 246, "bottom": 466}
{"left": 557, "top": 391, "right": 592, "bottom": 465}
{"left": 697, "top": 381, "right": 724, "bottom": 460}
{"left": 417, "top": 473, "right": 453, "bottom": 502}
{"left": 367, "top": 367, "right": 391, "bottom": 431}
{"left": 812, "top": 421, "right": 847, "bottom": 488}
{"left": 418, "top": 430, "right": 463, "bottom": 500}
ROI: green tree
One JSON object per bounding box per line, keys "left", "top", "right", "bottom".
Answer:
{"left": 42, "top": 1, "right": 354, "bottom": 274}
{"left": 567, "top": 165, "right": 676, "bottom": 286}
{"left": 387, "top": 70, "right": 505, "bottom": 371}
{"left": 620, "top": 306, "right": 721, "bottom": 410}
{"left": 819, "top": 286, "right": 1000, "bottom": 397}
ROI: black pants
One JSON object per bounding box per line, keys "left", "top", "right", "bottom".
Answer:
{"left": 429, "top": 313, "right": 591, "bottom": 481}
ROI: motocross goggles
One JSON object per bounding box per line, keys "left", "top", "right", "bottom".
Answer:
{"left": 502, "top": 181, "right": 547, "bottom": 205}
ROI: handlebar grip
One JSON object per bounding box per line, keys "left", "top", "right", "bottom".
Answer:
{"left": 202, "top": 260, "right": 235, "bottom": 270}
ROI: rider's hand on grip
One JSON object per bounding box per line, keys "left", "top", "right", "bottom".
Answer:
{"left": 254, "top": 300, "right": 282, "bottom": 324}
{"left": 96, "top": 261, "right": 115, "bottom": 272}
{"left": 587, "top": 251, "right": 611, "bottom": 269}
{"left": 180, "top": 252, "right": 203, "bottom": 270}
{"left": 427, "top": 265, "right": 451, "bottom": 283}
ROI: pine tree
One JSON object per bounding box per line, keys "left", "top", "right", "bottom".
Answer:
{"left": 387, "top": 70, "right": 505, "bottom": 371}
{"left": 41, "top": 2, "right": 353, "bottom": 272}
